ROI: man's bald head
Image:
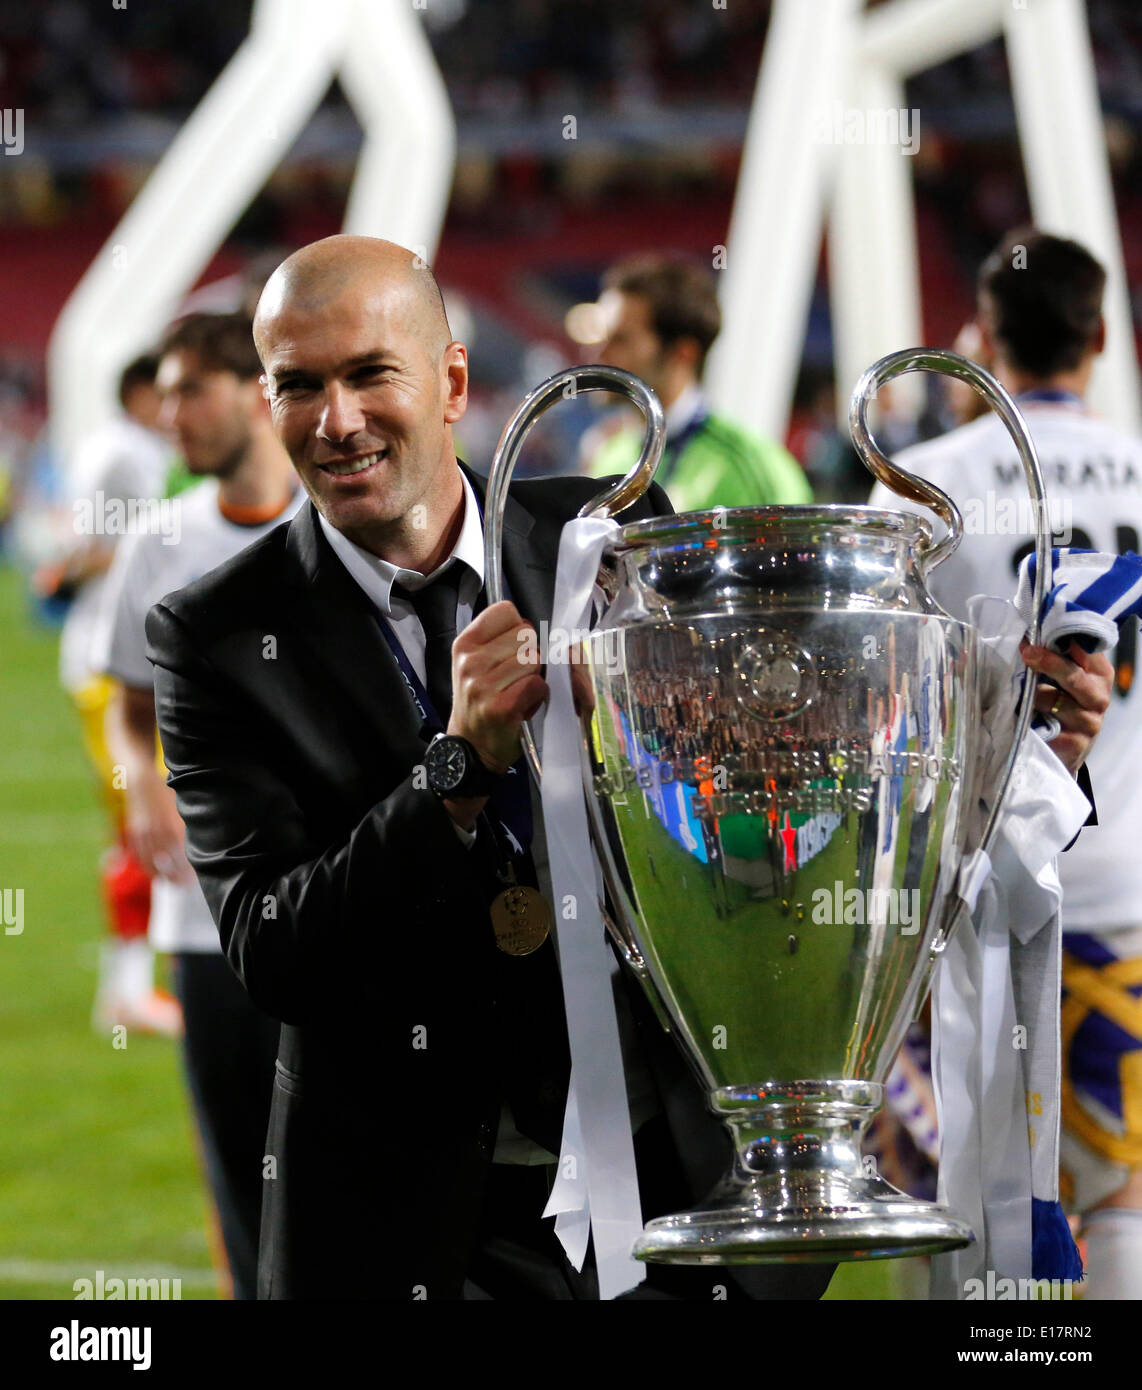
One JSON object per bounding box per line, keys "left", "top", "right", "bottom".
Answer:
{"left": 254, "top": 235, "right": 452, "bottom": 363}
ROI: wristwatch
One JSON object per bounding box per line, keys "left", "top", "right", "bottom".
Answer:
{"left": 423, "top": 733, "right": 501, "bottom": 800}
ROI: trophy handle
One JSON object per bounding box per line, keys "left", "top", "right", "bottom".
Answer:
{"left": 849, "top": 347, "right": 1051, "bottom": 959}
{"left": 482, "top": 364, "right": 667, "bottom": 784}
{"left": 850, "top": 347, "right": 1050, "bottom": 590}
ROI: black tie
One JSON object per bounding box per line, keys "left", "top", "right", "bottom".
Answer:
{"left": 394, "top": 566, "right": 463, "bottom": 726}
{"left": 399, "top": 570, "right": 571, "bottom": 1150}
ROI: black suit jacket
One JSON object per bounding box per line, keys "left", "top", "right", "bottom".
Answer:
{"left": 147, "top": 468, "right": 831, "bottom": 1301}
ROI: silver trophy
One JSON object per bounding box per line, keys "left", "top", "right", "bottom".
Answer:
{"left": 483, "top": 350, "right": 1049, "bottom": 1264}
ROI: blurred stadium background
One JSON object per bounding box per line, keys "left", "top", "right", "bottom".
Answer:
{"left": 0, "top": 0, "right": 1139, "bottom": 1301}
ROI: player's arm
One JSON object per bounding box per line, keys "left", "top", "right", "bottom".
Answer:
{"left": 105, "top": 682, "right": 193, "bottom": 883}
{"left": 60, "top": 538, "right": 116, "bottom": 585}
{"left": 146, "top": 601, "right": 505, "bottom": 1025}
{"left": 34, "top": 537, "right": 115, "bottom": 601}
{"left": 96, "top": 529, "right": 195, "bottom": 881}
{"left": 45, "top": 452, "right": 150, "bottom": 594}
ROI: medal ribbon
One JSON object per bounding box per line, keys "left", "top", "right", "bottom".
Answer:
{"left": 536, "top": 515, "right": 645, "bottom": 1300}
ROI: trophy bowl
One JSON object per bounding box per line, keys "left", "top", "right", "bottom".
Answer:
{"left": 584, "top": 503, "right": 974, "bottom": 1263}
{"left": 483, "top": 351, "right": 1049, "bottom": 1264}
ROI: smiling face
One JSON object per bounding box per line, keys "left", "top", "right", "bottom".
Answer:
{"left": 255, "top": 252, "right": 468, "bottom": 554}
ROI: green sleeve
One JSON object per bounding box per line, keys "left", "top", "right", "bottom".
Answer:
{"left": 163, "top": 459, "right": 203, "bottom": 499}
{"left": 669, "top": 417, "right": 813, "bottom": 511}
{"left": 586, "top": 414, "right": 813, "bottom": 512}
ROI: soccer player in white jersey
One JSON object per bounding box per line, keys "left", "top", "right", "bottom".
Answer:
{"left": 93, "top": 312, "right": 303, "bottom": 1298}
{"left": 40, "top": 355, "right": 179, "bottom": 1036}
{"left": 871, "top": 229, "right": 1142, "bottom": 1298}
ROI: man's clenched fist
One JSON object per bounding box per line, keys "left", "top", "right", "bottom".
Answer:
{"left": 447, "top": 600, "right": 548, "bottom": 778}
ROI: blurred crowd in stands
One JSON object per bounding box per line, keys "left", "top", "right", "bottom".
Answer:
{"left": 3, "top": 1, "right": 1141, "bottom": 127}
{"left": 1, "top": 0, "right": 1141, "bottom": 538}
{"left": 3, "top": 1, "right": 771, "bottom": 124}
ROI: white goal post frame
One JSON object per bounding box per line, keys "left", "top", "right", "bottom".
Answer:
{"left": 47, "top": 0, "right": 456, "bottom": 477}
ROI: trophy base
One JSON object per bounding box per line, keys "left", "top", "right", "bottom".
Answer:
{"left": 633, "top": 1175, "right": 974, "bottom": 1265}
{"left": 633, "top": 1081, "right": 974, "bottom": 1265}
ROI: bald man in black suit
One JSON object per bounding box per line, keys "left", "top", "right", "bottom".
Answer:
{"left": 147, "top": 236, "right": 834, "bottom": 1301}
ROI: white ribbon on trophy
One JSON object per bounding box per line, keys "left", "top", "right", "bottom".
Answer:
{"left": 930, "top": 598, "right": 1091, "bottom": 1297}
{"left": 538, "top": 515, "right": 646, "bottom": 1300}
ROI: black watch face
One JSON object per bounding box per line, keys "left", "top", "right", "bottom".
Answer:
{"left": 428, "top": 738, "right": 469, "bottom": 794}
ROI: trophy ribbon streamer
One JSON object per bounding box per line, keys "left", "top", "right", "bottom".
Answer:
{"left": 930, "top": 731, "right": 1091, "bottom": 1296}
{"left": 538, "top": 515, "right": 646, "bottom": 1300}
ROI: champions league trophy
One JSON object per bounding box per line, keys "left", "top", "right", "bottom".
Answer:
{"left": 483, "top": 349, "right": 1050, "bottom": 1264}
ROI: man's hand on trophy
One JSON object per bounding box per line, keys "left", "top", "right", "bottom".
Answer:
{"left": 448, "top": 600, "right": 549, "bottom": 775}
{"left": 1019, "top": 638, "right": 1113, "bottom": 776}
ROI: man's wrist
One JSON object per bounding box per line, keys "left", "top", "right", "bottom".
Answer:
{"left": 424, "top": 732, "right": 503, "bottom": 800}
{"left": 444, "top": 716, "right": 516, "bottom": 778}
{"left": 128, "top": 768, "right": 168, "bottom": 814}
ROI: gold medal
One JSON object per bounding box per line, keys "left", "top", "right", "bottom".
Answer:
{"left": 491, "top": 884, "right": 553, "bottom": 956}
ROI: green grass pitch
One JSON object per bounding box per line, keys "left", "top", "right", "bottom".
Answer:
{"left": 0, "top": 562, "right": 218, "bottom": 1299}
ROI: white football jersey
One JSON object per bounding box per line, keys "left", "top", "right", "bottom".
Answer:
{"left": 59, "top": 416, "right": 172, "bottom": 692}
{"left": 869, "top": 400, "right": 1142, "bottom": 933}
{"left": 92, "top": 478, "right": 304, "bottom": 952}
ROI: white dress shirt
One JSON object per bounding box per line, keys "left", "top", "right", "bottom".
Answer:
{"left": 317, "top": 469, "right": 485, "bottom": 692}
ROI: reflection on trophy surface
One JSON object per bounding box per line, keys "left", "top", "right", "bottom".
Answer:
{"left": 484, "top": 350, "right": 1049, "bottom": 1264}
